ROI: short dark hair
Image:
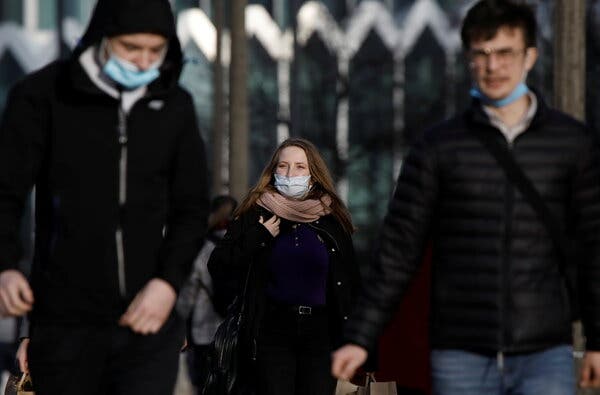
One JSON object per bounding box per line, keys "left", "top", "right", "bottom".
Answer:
{"left": 461, "top": 0, "right": 537, "bottom": 50}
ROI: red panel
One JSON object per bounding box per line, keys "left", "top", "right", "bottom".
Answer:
{"left": 375, "top": 249, "right": 431, "bottom": 394}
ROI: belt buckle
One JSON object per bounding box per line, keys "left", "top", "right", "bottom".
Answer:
{"left": 298, "top": 306, "right": 312, "bottom": 315}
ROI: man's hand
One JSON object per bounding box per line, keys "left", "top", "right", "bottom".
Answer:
{"left": 580, "top": 351, "right": 600, "bottom": 388}
{"left": 16, "top": 338, "right": 30, "bottom": 373}
{"left": 119, "top": 278, "right": 176, "bottom": 335}
{"left": 0, "top": 270, "right": 34, "bottom": 316}
{"left": 331, "top": 344, "right": 368, "bottom": 381}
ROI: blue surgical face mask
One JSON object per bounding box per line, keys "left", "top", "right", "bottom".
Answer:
{"left": 102, "top": 53, "right": 161, "bottom": 90}
{"left": 470, "top": 82, "right": 529, "bottom": 108}
{"left": 273, "top": 174, "right": 311, "bottom": 199}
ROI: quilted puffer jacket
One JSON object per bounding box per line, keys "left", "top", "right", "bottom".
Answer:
{"left": 345, "top": 94, "right": 600, "bottom": 354}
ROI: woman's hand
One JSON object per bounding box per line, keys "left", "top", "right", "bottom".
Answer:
{"left": 16, "top": 337, "right": 30, "bottom": 373}
{"left": 259, "top": 215, "right": 280, "bottom": 237}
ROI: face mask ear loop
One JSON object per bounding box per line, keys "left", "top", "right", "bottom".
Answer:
{"left": 520, "top": 60, "right": 529, "bottom": 84}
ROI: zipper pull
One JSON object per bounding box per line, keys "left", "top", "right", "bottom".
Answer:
{"left": 251, "top": 338, "right": 257, "bottom": 361}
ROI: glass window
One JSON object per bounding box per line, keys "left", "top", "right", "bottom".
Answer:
{"left": 179, "top": 42, "right": 214, "bottom": 160}
{"left": 39, "top": 0, "right": 57, "bottom": 30}
{"left": 174, "top": 0, "right": 199, "bottom": 13}
{"left": 269, "top": 0, "right": 290, "bottom": 29}
{"left": 319, "top": 0, "right": 348, "bottom": 22}
{"left": 347, "top": 30, "right": 394, "bottom": 257}
{"left": 64, "top": 0, "right": 94, "bottom": 26}
{"left": 249, "top": 0, "right": 273, "bottom": 13}
{"left": 404, "top": 27, "right": 447, "bottom": 145}
{"left": 248, "top": 37, "right": 278, "bottom": 184}
{"left": 294, "top": 34, "right": 338, "bottom": 174}
{"left": 0, "top": 0, "right": 23, "bottom": 24}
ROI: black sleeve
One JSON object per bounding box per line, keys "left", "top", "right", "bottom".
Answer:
{"left": 572, "top": 130, "right": 600, "bottom": 350}
{"left": 0, "top": 82, "right": 47, "bottom": 272}
{"left": 208, "top": 209, "right": 273, "bottom": 315}
{"left": 344, "top": 132, "right": 439, "bottom": 352}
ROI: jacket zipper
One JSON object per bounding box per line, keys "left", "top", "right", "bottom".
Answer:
{"left": 500, "top": 138, "right": 515, "bottom": 359}
{"left": 116, "top": 103, "right": 128, "bottom": 298}
{"left": 474, "top": 113, "right": 534, "bottom": 360}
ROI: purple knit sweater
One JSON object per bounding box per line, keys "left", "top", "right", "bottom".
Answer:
{"left": 266, "top": 223, "right": 329, "bottom": 306}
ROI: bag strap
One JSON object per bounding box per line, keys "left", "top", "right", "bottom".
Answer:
{"left": 471, "top": 129, "right": 574, "bottom": 294}
{"left": 238, "top": 260, "right": 253, "bottom": 316}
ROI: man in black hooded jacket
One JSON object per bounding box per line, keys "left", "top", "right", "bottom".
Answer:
{"left": 0, "top": 0, "right": 208, "bottom": 393}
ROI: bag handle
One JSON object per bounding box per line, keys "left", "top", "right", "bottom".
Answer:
{"left": 364, "top": 372, "right": 377, "bottom": 386}
{"left": 471, "top": 128, "right": 575, "bottom": 299}
{"left": 17, "top": 372, "right": 32, "bottom": 391}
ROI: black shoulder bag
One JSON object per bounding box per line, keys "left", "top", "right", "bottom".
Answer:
{"left": 472, "top": 130, "right": 579, "bottom": 318}
{"left": 202, "top": 260, "right": 254, "bottom": 395}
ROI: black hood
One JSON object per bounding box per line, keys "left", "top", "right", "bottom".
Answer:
{"left": 73, "top": 0, "right": 183, "bottom": 89}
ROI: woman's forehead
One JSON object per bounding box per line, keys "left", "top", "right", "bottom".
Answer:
{"left": 278, "top": 146, "right": 308, "bottom": 163}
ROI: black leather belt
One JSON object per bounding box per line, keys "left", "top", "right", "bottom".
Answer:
{"left": 297, "top": 305, "right": 313, "bottom": 315}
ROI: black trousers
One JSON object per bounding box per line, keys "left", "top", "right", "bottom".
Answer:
{"left": 186, "top": 343, "right": 211, "bottom": 394}
{"left": 255, "top": 302, "right": 337, "bottom": 395}
{"left": 28, "top": 314, "right": 184, "bottom": 395}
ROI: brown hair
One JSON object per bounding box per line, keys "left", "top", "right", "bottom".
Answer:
{"left": 235, "top": 138, "right": 355, "bottom": 234}
{"left": 461, "top": 0, "right": 537, "bottom": 50}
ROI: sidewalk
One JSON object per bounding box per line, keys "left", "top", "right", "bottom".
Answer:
{"left": 173, "top": 353, "right": 195, "bottom": 395}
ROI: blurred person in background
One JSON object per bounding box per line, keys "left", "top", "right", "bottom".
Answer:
{"left": 177, "top": 195, "right": 238, "bottom": 394}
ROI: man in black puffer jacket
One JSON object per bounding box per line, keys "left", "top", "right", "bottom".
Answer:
{"left": 333, "top": 1, "right": 600, "bottom": 394}
{"left": 0, "top": 0, "right": 208, "bottom": 393}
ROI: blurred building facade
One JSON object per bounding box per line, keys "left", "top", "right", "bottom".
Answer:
{"left": 1, "top": 0, "right": 599, "bottom": 258}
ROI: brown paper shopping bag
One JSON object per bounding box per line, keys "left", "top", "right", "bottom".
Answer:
{"left": 355, "top": 373, "right": 397, "bottom": 395}
{"left": 4, "top": 372, "right": 34, "bottom": 395}
{"left": 334, "top": 373, "right": 397, "bottom": 395}
{"left": 17, "top": 372, "right": 34, "bottom": 395}
{"left": 335, "top": 379, "right": 360, "bottom": 395}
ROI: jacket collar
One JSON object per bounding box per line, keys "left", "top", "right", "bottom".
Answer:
{"left": 465, "top": 87, "right": 549, "bottom": 131}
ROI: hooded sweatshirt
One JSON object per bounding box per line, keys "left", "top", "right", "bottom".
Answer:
{"left": 0, "top": 0, "right": 209, "bottom": 325}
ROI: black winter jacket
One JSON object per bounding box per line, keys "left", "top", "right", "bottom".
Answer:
{"left": 345, "top": 95, "right": 600, "bottom": 353}
{"left": 0, "top": 0, "right": 209, "bottom": 325}
{"left": 208, "top": 205, "right": 361, "bottom": 358}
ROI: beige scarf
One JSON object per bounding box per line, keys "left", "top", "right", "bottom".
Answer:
{"left": 257, "top": 191, "right": 332, "bottom": 223}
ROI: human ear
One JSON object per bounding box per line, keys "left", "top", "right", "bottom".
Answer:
{"left": 524, "top": 47, "right": 538, "bottom": 72}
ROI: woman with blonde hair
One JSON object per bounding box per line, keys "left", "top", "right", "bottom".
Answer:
{"left": 208, "top": 138, "right": 360, "bottom": 394}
